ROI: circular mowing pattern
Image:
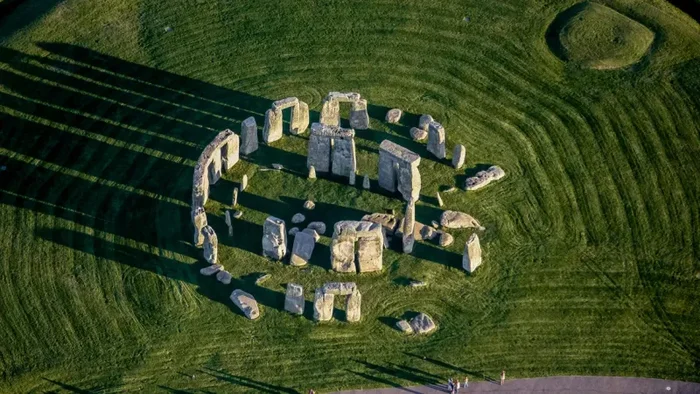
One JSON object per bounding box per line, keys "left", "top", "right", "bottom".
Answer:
{"left": 546, "top": 2, "right": 655, "bottom": 70}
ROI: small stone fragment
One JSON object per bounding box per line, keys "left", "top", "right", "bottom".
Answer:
{"left": 418, "top": 114, "right": 433, "bottom": 130}
{"left": 396, "top": 320, "right": 414, "bottom": 333}
{"left": 284, "top": 283, "right": 305, "bottom": 315}
{"left": 288, "top": 227, "right": 300, "bottom": 236}
{"left": 230, "top": 289, "right": 260, "bottom": 320}
{"left": 436, "top": 192, "right": 444, "bottom": 207}
{"left": 255, "top": 273, "right": 271, "bottom": 285}
{"left": 216, "top": 270, "right": 232, "bottom": 285}
{"left": 232, "top": 187, "right": 239, "bottom": 207}
{"left": 308, "top": 165, "right": 316, "bottom": 179}
{"left": 431, "top": 220, "right": 440, "bottom": 228}
{"left": 233, "top": 210, "right": 243, "bottom": 219}
{"left": 420, "top": 225, "right": 437, "bottom": 241}
{"left": 240, "top": 174, "right": 248, "bottom": 192}
{"left": 362, "top": 175, "right": 370, "bottom": 189}
{"left": 307, "top": 221, "right": 326, "bottom": 235}
{"left": 440, "top": 210, "right": 484, "bottom": 230}
{"left": 291, "top": 213, "right": 306, "bottom": 224}
{"left": 443, "top": 186, "right": 457, "bottom": 193}
{"left": 410, "top": 127, "right": 428, "bottom": 141}
{"left": 439, "top": 232, "right": 454, "bottom": 247}
{"left": 463, "top": 233, "right": 482, "bottom": 273}
{"left": 200, "top": 264, "right": 223, "bottom": 276}
{"left": 303, "top": 200, "right": 315, "bottom": 210}
{"left": 409, "top": 280, "right": 427, "bottom": 288}
{"left": 386, "top": 108, "right": 402, "bottom": 124}
{"left": 452, "top": 144, "right": 466, "bottom": 169}
{"left": 272, "top": 163, "right": 284, "bottom": 170}
{"left": 465, "top": 165, "right": 506, "bottom": 190}
{"left": 409, "top": 313, "right": 436, "bottom": 334}
{"left": 302, "top": 228, "right": 320, "bottom": 242}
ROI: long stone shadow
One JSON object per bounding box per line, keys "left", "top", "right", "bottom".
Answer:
{"left": 353, "top": 359, "right": 443, "bottom": 386}
{"left": 35, "top": 227, "right": 288, "bottom": 315}
{"left": 0, "top": 0, "right": 64, "bottom": 42}
{"left": 403, "top": 352, "right": 492, "bottom": 382}
{"left": 41, "top": 378, "right": 94, "bottom": 394}
{"left": 199, "top": 368, "right": 299, "bottom": 393}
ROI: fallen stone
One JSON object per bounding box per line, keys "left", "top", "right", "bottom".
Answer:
{"left": 262, "top": 216, "right": 286, "bottom": 260}
{"left": 290, "top": 230, "right": 315, "bottom": 266}
{"left": 272, "top": 163, "right": 284, "bottom": 170}
{"left": 361, "top": 213, "right": 399, "bottom": 235}
{"left": 255, "top": 273, "right": 271, "bottom": 285}
{"left": 436, "top": 192, "right": 444, "bottom": 207}
{"left": 232, "top": 210, "right": 243, "bottom": 219}
{"left": 288, "top": 227, "right": 300, "bottom": 236}
{"left": 420, "top": 225, "right": 437, "bottom": 241}
{"left": 216, "top": 270, "right": 232, "bottom": 285}
{"left": 302, "top": 228, "right": 320, "bottom": 242}
{"left": 230, "top": 289, "right": 260, "bottom": 320}
{"left": 410, "top": 313, "right": 436, "bottom": 334}
{"left": 463, "top": 233, "right": 482, "bottom": 273}
{"left": 363, "top": 175, "right": 370, "bottom": 189}
{"left": 443, "top": 186, "right": 457, "bottom": 193}
{"left": 164, "top": 26, "right": 173, "bottom": 32}
{"left": 465, "top": 165, "right": 506, "bottom": 190}
{"left": 386, "top": 108, "right": 402, "bottom": 124}
{"left": 439, "top": 231, "right": 454, "bottom": 247}
{"left": 410, "top": 127, "right": 428, "bottom": 141}
{"left": 418, "top": 114, "right": 433, "bottom": 130}
{"left": 303, "top": 200, "right": 315, "bottom": 210}
{"left": 452, "top": 144, "right": 466, "bottom": 169}
{"left": 284, "top": 283, "right": 305, "bottom": 315}
{"left": 307, "top": 221, "right": 326, "bottom": 235}
{"left": 232, "top": 187, "right": 239, "bottom": 207}
{"left": 240, "top": 174, "right": 248, "bottom": 192}
{"left": 308, "top": 165, "right": 316, "bottom": 179}
{"left": 292, "top": 213, "right": 306, "bottom": 224}
{"left": 409, "top": 280, "right": 427, "bottom": 288}
{"left": 200, "top": 264, "right": 223, "bottom": 276}
{"left": 396, "top": 320, "right": 414, "bottom": 333}
{"left": 440, "top": 210, "right": 484, "bottom": 230}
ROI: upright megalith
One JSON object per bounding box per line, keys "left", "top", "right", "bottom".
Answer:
{"left": 232, "top": 187, "right": 239, "bottom": 207}
{"left": 345, "top": 289, "right": 362, "bottom": 322}
{"left": 402, "top": 198, "right": 416, "bottom": 254}
{"left": 202, "top": 225, "right": 218, "bottom": 265}
{"left": 313, "top": 282, "right": 362, "bottom": 322}
{"left": 452, "top": 144, "right": 466, "bottom": 169}
{"left": 191, "top": 129, "right": 241, "bottom": 209}
{"left": 240, "top": 174, "right": 248, "bottom": 192}
{"left": 330, "top": 221, "right": 383, "bottom": 273}
{"left": 386, "top": 108, "right": 402, "bottom": 124}
{"left": 225, "top": 210, "right": 233, "bottom": 236}
{"left": 262, "top": 216, "right": 287, "bottom": 260}
{"left": 240, "top": 116, "right": 259, "bottom": 155}
{"left": 262, "top": 96, "right": 310, "bottom": 143}
{"left": 319, "top": 92, "right": 369, "bottom": 130}
{"left": 427, "top": 121, "right": 446, "bottom": 159}
{"left": 307, "top": 123, "right": 357, "bottom": 181}
{"left": 290, "top": 230, "right": 315, "bottom": 266}
{"left": 191, "top": 207, "right": 207, "bottom": 246}
{"left": 463, "top": 233, "right": 482, "bottom": 273}
{"left": 378, "top": 140, "right": 421, "bottom": 202}
{"left": 284, "top": 283, "right": 305, "bottom": 315}
{"left": 308, "top": 165, "right": 316, "bottom": 179}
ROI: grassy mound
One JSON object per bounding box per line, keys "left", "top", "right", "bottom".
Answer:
{"left": 550, "top": 2, "right": 655, "bottom": 69}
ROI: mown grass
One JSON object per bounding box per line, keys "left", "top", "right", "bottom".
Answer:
{"left": 0, "top": 0, "right": 699, "bottom": 392}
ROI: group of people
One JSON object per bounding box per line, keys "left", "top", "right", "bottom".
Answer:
{"left": 447, "top": 370, "right": 506, "bottom": 393}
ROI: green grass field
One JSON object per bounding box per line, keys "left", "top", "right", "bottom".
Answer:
{"left": 1, "top": 0, "right": 699, "bottom": 392}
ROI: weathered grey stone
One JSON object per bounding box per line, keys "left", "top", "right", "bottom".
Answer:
{"left": 463, "top": 233, "right": 482, "bottom": 273}
{"left": 320, "top": 92, "right": 368, "bottom": 130}
{"left": 308, "top": 165, "right": 316, "bottom": 179}
{"left": 191, "top": 207, "right": 207, "bottom": 246}
{"left": 418, "top": 114, "right": 433, "bottom": 130}
{"left": 403, "top": 198, "right": 416, "bottom": 254}
{"left": 313, "top": 288, "right": 334, "bottom": 321}
{"left": 361, "top": 213, "right": 399, "bottom": 235}
{"left": 216, "top": 270, "right": 232, "bottom": 285}
{"left": 308, "top": 123, "right": 356, "bottom": 181}
{"left": 452, "top": 144, "right": 466, "bottom": 169}
{"left": 322, "top": 282, "right": 357, "bottom": 295}
{"left": 346, "top": 290, "right": 362, "bottom": 322}
{"left": 202, "top": 225, "right": 218, "bottom": 265}
{"left": 439, "top": 231, "right": 454, "bottom": 247}
{"left": 431, "top": 220, "right": 440, "bottom": 228}
{"left": 293, "top": 101, "right": 310, "bottom": 134}
{"left": 302, "top": 228, "right": 320, "bottom": 242}
{"left": 262, "top": 108, "right": 282, "bottom": 143}
{"left": 427, "top": 121, "right": 446, "bottom": 159}
{"left": 262, "top": 97, "right": 310, "bottom": 139}
{"left": 303, "top": 200, "right": 315, "bottom": 210}
{"left": 240, "top": 116, "right": 258, "bottom": 155}
{"left": 419, "top": 224, "right": 437, "bottom": 241}
{"left": 409, "top": 313, "right": 436, "bottom": 334}
{"left": 240, "top": 174, "right": 248, "bottom": 192}
{"left": 349, "top": 171, "right": 356, "bottom": 186}
{"left": 225, "top": 210, "right": 233, "bottom": 236}
{"left": 272, "top": 96, "right": 299, "bottom": 111}
{"left": 288, "top": 227, "right": 300, "bottom": 236}
{"left": 409, "top": 280, "right": 427, "bottom": 288}
{"left": 357, "top": 234, "right": 383, "bottom": 272}
{"left": 200, "top": 264, "right": 222, "bottom": 276}
{"left": 378, "top": 140, "right": 421, "bottom": 202}
{"left": 443, "top": 186, "right": 458, "bottom": 193}
{"left": 330, "top": 234, "right": 356, "bottom": 273}
{"left": 292, "top": 213, "right": 306, "bottom": 224}
{"left": 232, "top": 187, "right": 239, "bottom": 207}
{"left": 290, "top": 231, "right": 315, "bottom": 266}
{"left": 284, "top": 283, "right": 304, "bottom": 315}
{"left": 464, "top": 165, "right": 506, "bottom": 190}
{"left": 440, "top": 211, "right": 484, "bottom": 230}
{"left": 319, "top": 96, "right": 340, "bottom": 127}
{"left": 272, "top": 163, "right": 284, "bottom": 170}
{"left": 386, "top": 108, "right": 402, "bottom": 124}
{"left": 262, "top": 216, "right": 286, "bottom": 260}
{"left": 436, "top": 192, "right": 444, "bottom": 207}
{"left": 362, "top": 175, "right": 370, "bottom": 189}
{"left": 396, "top": 320, "right": 414, "bottom": 333}
{"left": 332, "top": 133, "right": 357, "bottom": 179}
{"left": 255, "top": 273, "right": 271, "bottom": 285}
{"left": 230, "top": 289, "right": 260, "bottom": 320}
{"left": 349, "top": 99, "right": 369, "bottom": 130}
{"left": 233, "top": 210, "right": 243, "bottom": 219}
{"left": 410, "top": 127, "right": 428, "bottom": 141}
{"left": 191, "top": 129, "right": 239, "bottom": 208}
{"left": 331, "top": 221, "right": 383, "bottom": 273}
{"left": 307, "top": 221, "right": 326, "bottom": 235}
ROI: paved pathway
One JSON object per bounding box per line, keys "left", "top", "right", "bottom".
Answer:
{"left": 334, "top": 376, "right": 700, "bottom": 394}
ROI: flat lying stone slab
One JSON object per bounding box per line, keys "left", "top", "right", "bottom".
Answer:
{"left": 465, "top": 165, "right": 505, "bottom": 190}
{"left": 440, "top": 210, "right": 484, "bottom": 230}
{"left": 362, "top": 213, "right": 399, "bottom": 235}
{"left": 409, "top": 312, "right": 436, "bottom": 334}
{"left": 396, "top": 320, "right": 414, "bottom": 333}
{"left": 200, "top": 264, "right": 223, "bottom": 276}
{"left": 230, "top": 289, "right": 260, "bottom": 320}
{"left": 216, "top": 270, "right": 232, "bottom": 285}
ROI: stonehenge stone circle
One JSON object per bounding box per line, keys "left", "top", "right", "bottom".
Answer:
{"left": 230, "top": 289, "right": 260, "bottom": 320}
{"left": 262, "top": 97, "right": 310, "bottom": 143}
{"left": 319, "top": 92, "right": 369, "bottom": 130}
{"left": 440, "top": 210, "right": 484, "bottom": 230}
{"left": 307, "top": 221, "right": 327, "bottom": 235}
{"left": 202, "top": 225, "right": 218, "bottom": 265}
{"left": 378, "top": 140, "right": 421, "bottom": 202}
{"left": 330, "top": 221, "right": 383, "bottom": 273}
{"left": 307, "top": 123, "right": 357, "bottom": 181}
{"left": 418, "top": 114, "right": 433, "bottom": 130}
{"left": 386, "top": 108, "right": 402, "bottom": 124}
{"left": 240, "top": 116, "right": 259, "bottom": 155}
{"left": 402, "top": 198, "right": 416, "bottom": 254}
{"left": 313, "top": 282, "right": 361, "bottom": 322}
{"left": 427, "top": 121, "right": 446, "bottom": 159}
{"left": 463, "top": 233, "right": 482, "bottom": 273}
{"left": 191, "top": 129, "right": 240, "bottom": 211}
{"left": 262, "top": 216, "right": 287, "bottom": 260}
{"left": 409, "top": 312, "right": 436, "bottom": 334}
{"left": 216, "top": 270, "right": 232, "bottom": 285}
{"left": 410, "top": 127, "right": 428, "bottom": 141}
{"left": 465, "top": 165, "right": 506, "bottom": 190}
{"left": 284, "top": 283, "right": 305, "bottom": 315}
{"left": 290, "top": 230, "right": 315, "bottom": 266}
{"left": 292, "top": 213, "right": 306, "bottom": 224}
{"left": 191, "top": 206, "right": 207, "bottom": 246}
{"left": 452, "top": 144, "right": 466, "bottom": 169}
{"left": 200, "top": 264, "right": 223, "bottom": 276}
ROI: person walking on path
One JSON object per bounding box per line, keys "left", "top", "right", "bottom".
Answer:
{"left": 501, "top": 370, "right": 506, "bottom": 385}
{"left": 464, "top": 376, "right": 469, "bottom": 388}
{"left": 455, "top": 380, "right": 461, "bottom": 391}
{"left": 448, "top": 377, "right": 453, "bottom": 392}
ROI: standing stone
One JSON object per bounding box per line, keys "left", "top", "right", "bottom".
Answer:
{"left": 262, "top": 108, "right": 283, "bottom": 144}
{"left": 362, "top": 175, "right": 370, "bottom": 190}
{"left": 385, "top": 108, "right": 402, "bottom": 124}
{"left": 378, "top": 140, "right": 421, "bottom": 202}
{"left": 290, "top": 231, "right": 315, "bottom": 266}
{"left": 240, "top": 174, "right": 248, "bottom": 192}
{"left": 240, "top": 116, "right": 259, "bottom": 155}
{"left": 262, "top": 216, "right": 287, "bottom": 260}
{"left": 225, "top": 210, "right": 233, "bottom": 236}
{"left": 349, "top": 171, "right": 356, "bottom": 186}
{"left": 402, "top": 198, "right": 416, "bottom": 254}
{"left": 463, "top": 233, "right": 482, "bottom": 273}
{"left": 191, "top": 206, "right": 207, "bottom": 247}
{"left": 345, "top": 289, "right": 362, "bottom": 322}
{"left": 319, "top": 97, "right": 340, "bottom": 127}
{"left": 202, "top": 226, "right": 218, "bottom": 265}
{"left": 308, "top": 165, "right": 316, "bottom": 179}
{"left": 419, "top": 114, "right": 433, "bottom": 130}
{"left": 330, "top": 128, "right": 357, "bottom": 179}
{"left": 331, "top": 221, "right": 384, "bottom": 273}
{"left": 452, "top": 144, "right": 466, "bottom": 169}
{"left": 284, "top": 283, "right": 305, "bottom": 315}
{"left": 427, "top": 121, "right": 446, "bottom": 159}
{"left": 291, "top": 101, "right": 310, "bottom": 135}
{"left": 436, "top": 192, "right": 444, "bottom": 207}
{"left": 230, "top": 289, "right": 260, "bottom": 320}
{"left": 232, "top": 187, "right": 239, "bottom": 207}
{"left": 349, "top": 98, "right": 369, "bottom": 130}
{"left": 313, "top": 288, "right": 334, "bottom": 321}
